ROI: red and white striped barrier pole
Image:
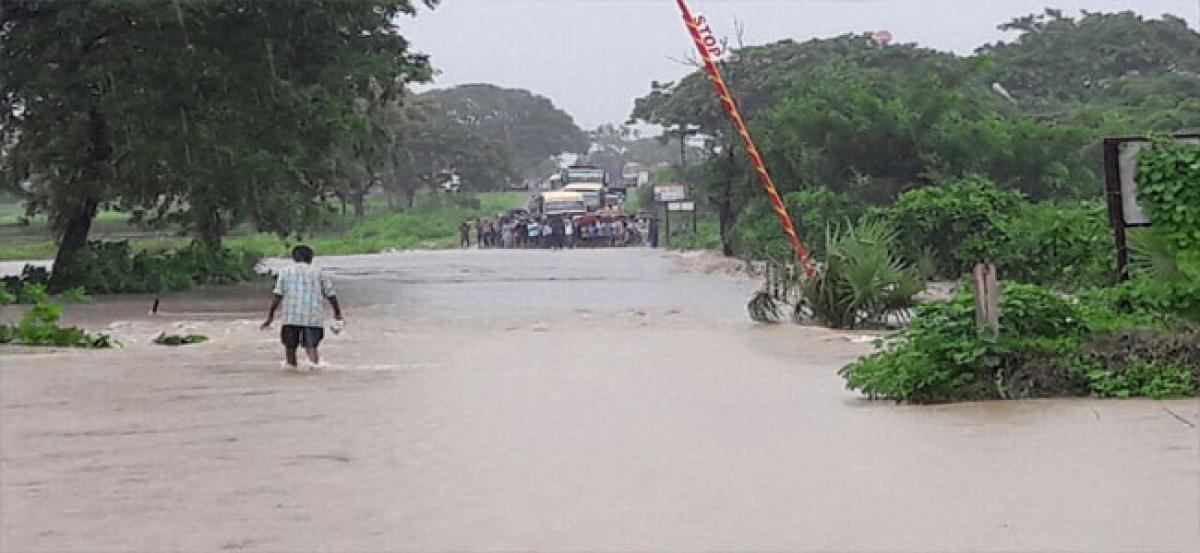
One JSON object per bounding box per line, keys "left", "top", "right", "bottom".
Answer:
{"left": 673, "top": 0, "right": 815, "bottom": 276}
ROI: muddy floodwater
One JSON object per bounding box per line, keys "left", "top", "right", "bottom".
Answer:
{"left": 2, "top": 249, "right": 1197, "bottom": 551}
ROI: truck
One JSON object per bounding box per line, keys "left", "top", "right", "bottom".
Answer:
{"left": 536, "top": 190, "right": 587, "bottom": 217}
{"left": 562, "top": 165, "right": 608, "bottom": 187}
{"left": 561, "top": 165, "right": 608, "bottom": 211}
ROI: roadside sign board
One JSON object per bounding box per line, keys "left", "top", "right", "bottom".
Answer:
{"left": 1103, "top": 133, "right": 1200, "bottom": 279}
{"left": 1117, "top": 141, "right": 1152, "bottom": 226}
{"left": 1115, "top": 136, "right": 1200, "bottom": 226}
{"left": 667, "top": 201, "right": 696, "bottom": 212}
{"left": 654, "top": 183, "right": 687, "bottom": 202}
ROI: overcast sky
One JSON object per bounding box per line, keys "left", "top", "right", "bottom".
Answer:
{"left": 400, "top": 0, "right": 1200, "bottom": 129}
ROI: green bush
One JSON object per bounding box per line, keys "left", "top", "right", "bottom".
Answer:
{"left": 1078, "top": 278, "right": 1200, "bottom": 329}
{"left": 3, "top": 264, "right": 49, "bottom": 300}
{"left": 794, "top": 220, "right": 928, "bottom": 330}
{"left": 59, "top": 286, "right": 91, "bottom": 303}
{"left": 982, "top": 202, "right": 1115, "bottom": 289}
{"left": 665, "top": 215, "right": 721, "bottom": 251}
{"left": 878, "top": 178, "right": 1113, "bottom": 288}
{"left": 787, "top": 188, "right": 865, "bottom": 258}
{"left": 0, "top": 283, "right": 112, "bottom": 348}
{"left": 66, "top": 240, "right": 260, "bottom": 294}
{"left": 728, "top": 198, "right": 792, "bottom": 260}
{"left": 730, "top": 188, "right": 865, "bottom": 260}
{"left": 1088, "top": 359, "right": 1196, "bottom": 399}
{"left": 1136, "top": 139, "right": 1200, "bottom": 279}
{"left": 842, "top": 279, "right": 1200, "bottom": 403}
{"left": 880, "top": 176, "right": 1024, "bottom": 278}
{"left": 1082, "top": 330, "right": 1200, "bottom": 397}
{"left": 840, "top": 283, "right": 1089, "bottom": 403}
{"left": 153, "top": 333, "right": 209, "bottom": 346}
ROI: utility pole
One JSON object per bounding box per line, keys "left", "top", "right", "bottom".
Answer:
{"left": 679, "top": 132, "right": 687, "bottom": 185}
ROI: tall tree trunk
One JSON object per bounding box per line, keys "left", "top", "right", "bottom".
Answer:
{"left": 196, "top": 208, "right": 224, "bottom": 250}
{"left": 49, "top": 197, "right": 100, "bottom": 292}
{"left": 718, "top": 147, "right": 737, "bottom": 257}
{"left": 50, "top": 108, "right": 110, "bottom": 291}
{"left": 354, "top": 177, "right": 369, "bottom": 218}
{"left": 679, "top": 133, "right": 688, "bottom": 185}
{"left": 353, "top": 193, "right": 366, "bottom": 217}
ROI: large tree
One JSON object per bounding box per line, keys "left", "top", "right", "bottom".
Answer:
{"left": 1, "top": 0, "right": 437, "bottom": 288}
{"left": 631, "top": 10, "right": 1200, "bottom": 258}
{"left": 979, "top": 10, "right": 1200, "bottom": 106}
{"left": 385, "top": 98, "right": 516, "bottom": 205}
{"left": 421, "top": 84, "right": 590, "bottom": 180}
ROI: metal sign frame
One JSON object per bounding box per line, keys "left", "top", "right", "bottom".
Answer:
{"left": 1103, "top": 133, "right": 1200, "bottom": 279}
{"left": 654, "top": 184, "right": 688, "bottom": 203}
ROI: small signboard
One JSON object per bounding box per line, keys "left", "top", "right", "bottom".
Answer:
{"left": 1103, "top": 133, "right": 1200, "bottom": 279}
{"left": 654, "top": 184, "right": 688, "bottom": 203}
{"left": 1117, "top": 141, "right": 1152, "bottom": 226}
{"left": 667, "top": 201, "right": 696, "bottom": 212}
{"left": 1116, "top": 137, "right": 1200, "bottom": 227}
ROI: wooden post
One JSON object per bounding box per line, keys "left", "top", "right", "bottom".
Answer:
{"left": 973, "top": 263, "right": 1000, "bottom": 338}
{"left": 764, "top": 263, "right": 772, "bottom": 298}
{"left": 1102, "top": 138, "right": 1131, "bottom": 281}
{"left": 663, "top": 202, "right": 671, "bottom": 247}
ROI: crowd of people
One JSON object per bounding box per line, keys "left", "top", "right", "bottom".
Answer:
{"left": 459, "top": 213, "right": 656, "bottom": 249}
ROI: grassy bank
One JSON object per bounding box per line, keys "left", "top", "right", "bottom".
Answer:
{"left": 663, "top": 214, "right": 721, "bottom": 251}
{"left": 0, "top": 192, "right": 525, "bottom": 260}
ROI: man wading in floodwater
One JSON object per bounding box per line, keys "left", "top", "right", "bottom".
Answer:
{"left": 261, "top": 245, "right": 344, "bottom": 371}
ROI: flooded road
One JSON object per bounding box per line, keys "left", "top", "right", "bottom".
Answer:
{"left": 2, "top": 249, "right": 1198, "bottom": 551}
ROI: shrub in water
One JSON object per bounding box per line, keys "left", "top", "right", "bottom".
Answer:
{"left": 2, "top": 283, "right": 112, "bottom": 348}
{"left": 1088, "top": 359, "right": 1196, "bottom": 399}
{"left": 153, "top": 333, "right": 209, "bottom": 346}
{"left": 794, "top": 219, "right": 928, "bottom": 329}
{"left": 68, "top": 240, "right": 260, "bottom": 294}
{"left": 840, "top": 283, "right": 1088, "bottom": 403}
{"left": 1082, "top": 329, "right": 1200, "bottom": 398}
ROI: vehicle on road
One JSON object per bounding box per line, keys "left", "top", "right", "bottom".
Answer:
{"left": 561, "top": 165, "right": 608, "bottom": 211}
{"left": 537, "top": 190, "right": 587, "bottom": 217}
{"left": 562, "top": 182, "right": 605, "bottom": 211}
{"left": 563, "top": 165, "right": 608, "bottom": 186}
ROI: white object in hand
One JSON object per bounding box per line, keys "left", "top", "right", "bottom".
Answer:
{"left": 331, "top": 319, "right": 345, "bottom": 335}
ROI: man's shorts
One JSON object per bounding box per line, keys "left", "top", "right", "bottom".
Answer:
{"left": 281, "top": 325, "right": 324, "bottom": 349}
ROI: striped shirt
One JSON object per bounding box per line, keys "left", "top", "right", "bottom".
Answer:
{"left": 273, "top": 263, "right": 335, "bottom": 328}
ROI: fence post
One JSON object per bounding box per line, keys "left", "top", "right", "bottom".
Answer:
{"left": 973, "top": 263, "right": 1000, "bottom": 338}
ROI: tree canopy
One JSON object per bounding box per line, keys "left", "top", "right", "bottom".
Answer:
{"left": 630, "top": 9, "right": 1200, "bottom": 253}
{"left": 421, "top": 84, "right": 590, "bottom": 179}
{"left": 1, "top": 0, "right": 438, "bottom": 287}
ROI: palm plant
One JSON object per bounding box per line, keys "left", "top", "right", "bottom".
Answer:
{"left": 1127, "top": 228, "right": 1191, "bottom": 283}
{"left": 790, "top": 220, "right": 927, "bottom": 329}
{"left": 1126, "top": 227, "right": 1200, "bottom": 324}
